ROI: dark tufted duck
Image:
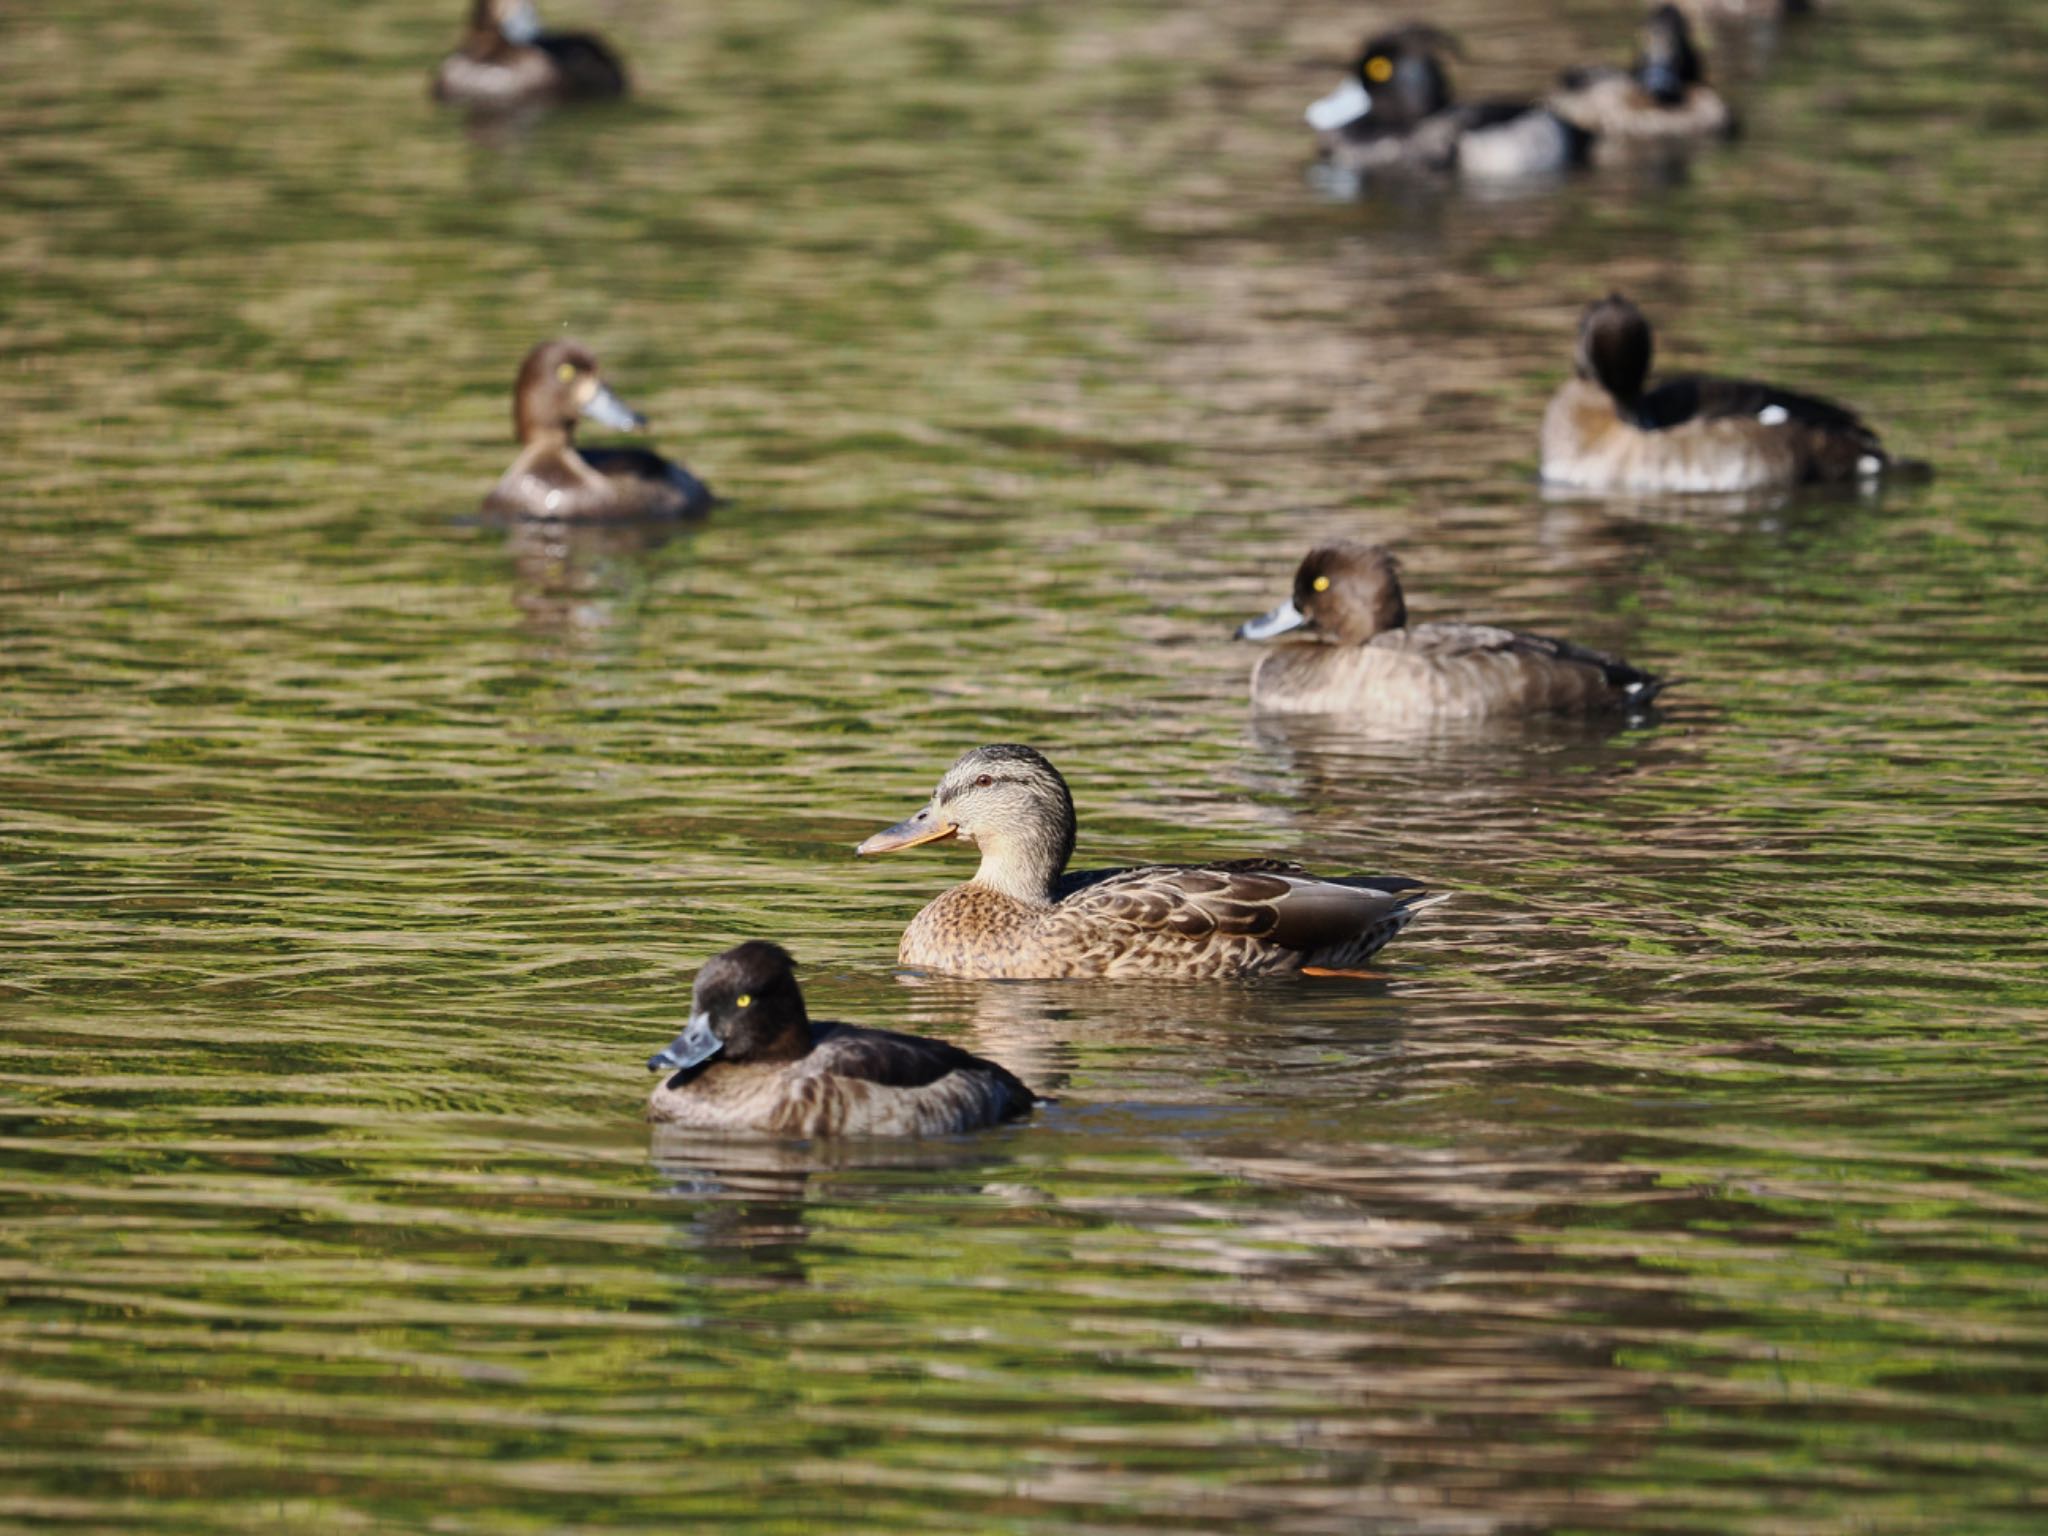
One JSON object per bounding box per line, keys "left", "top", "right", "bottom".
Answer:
{"left": 1307, "top": 24, "right": 1591, "bottom": 184}
{"left": 646, "top": 942, "right": 1037, "bottom": 1137}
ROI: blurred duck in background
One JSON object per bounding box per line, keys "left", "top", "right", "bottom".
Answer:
{"left": 1674, "top": 0, "right": 1813, "bottom": 23}
{"left": 1542, "top": 294, "right": 1906, "bottom": 494}
{"left": 646, "top": 943, "right": 1038, "bottom": 1138}
{"left": 1236, "top": 543, "right": 1668, "bottom": 720}
{"left": 1306, "top": 24, "right": 1591, "bottom": 186}
{"left": 1551, "top": 5, "right": 1735, "bottom": 147}
{"left": 434, "top": 0, "right": 627, "bottom": 110}
{"left": 483, "top": 340, "right": 712, "bottom": 521}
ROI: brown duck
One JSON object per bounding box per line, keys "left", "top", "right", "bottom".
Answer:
{"left": 856, "top": 745, "right": 1445, "bottom": 979}
{"left": 433, "top": 0, "right": 627, "bottom": 110}
{"left": 1236, "top": 542, "right": 1668, "bottom": 720}
{"left": 483, "top": 340, "right": 712, "bottom": 521}
{"left": 646, "top": 942, "right": 1036, "bottom": 1137}
{"left": 1541, "top": 294, "right": 1901, "bottom": 494}
{"left": 1550, "top": 6, "right": 1734, "bottom": 147}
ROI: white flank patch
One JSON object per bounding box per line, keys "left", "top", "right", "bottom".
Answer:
{"left": 1757, "top": 404, "right": 1790, "bottom": 426}
{"left": 1858, "top": 454, "right": 1883, "bottom": 476}
{"left": 1306, "top": 79, "right": 1371, "bottom": 131}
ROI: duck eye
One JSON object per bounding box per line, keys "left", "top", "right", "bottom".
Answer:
{"left": 734, "top": 993, "right": 752, "bottom": 1008}
{"left": 1312, "top": 575, "right": 1331, "bottom": 592}
{"left": 1365, "top": 55, "right": 1394, "bottom": 82}
{"left": 556, "top": 362, "right": 577, "bottom": 382}
{"left": 974, "top": 774, "right": 994, "bottom": 788}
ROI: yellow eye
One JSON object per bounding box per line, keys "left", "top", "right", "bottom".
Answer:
{"left": 735, "top": 994, "right": 751, "bottom": 1008}
{"left": 1312, "top": 575, "right": 1330, "bottom": 592}
{"left": 556, "top": 362, "right": 576, "bottom": 382}
{"left": 1365, "top": 55, "right": 1394, "bottom": 83}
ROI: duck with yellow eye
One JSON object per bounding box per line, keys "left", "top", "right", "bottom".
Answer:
{"left": 1236, "top": 542, "right": 1670, "bottom": 721}
{"left": 481, "top": 339, "right": 712, "bottom": 521}
{"left": 645, "top": 942, "right": 1038, "bottom": 1137}
{"left": 1307, "top": 23, "right": 1592, "bottom": 185}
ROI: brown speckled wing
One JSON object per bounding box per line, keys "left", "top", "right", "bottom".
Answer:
{"left": 1061, "top": 864, "right": 1427, "bottom": 957}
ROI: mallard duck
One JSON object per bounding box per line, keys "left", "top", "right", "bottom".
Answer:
{"left": 1307, "top": 24, "right": 1591, "bottom": 183}
{"left": 1541, "top": 294, "right": 1903, "bottom": 494}
{"left": 855, "top": 745, "right": 1445, "bottom": 979}
{"left": 646, "top": 942, "right": 1036, "bottom": 1137}
{"left": 1551, "top": 6, "right": 1735, "bottom": 145}
{"left": 434, "top": 0, "right": 627, "bottom": 110}
{"left": 1237, "top": 543, "right": 1668, "bottom": 719}
{"left": 483, "top": 340, "right": 712, "bottom": 521}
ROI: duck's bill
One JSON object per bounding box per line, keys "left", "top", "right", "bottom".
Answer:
{"left": 1236, "top": 598, "right": 1310, "bottom": 640}
{"left": 855, "top": 807, "right": 959, "bottom": 856}
{"left": 648, "top": 1013, "right": 721, "bottom": 1072}
{"left": 580, "top": 382, "right": 648, "bottom": 433}
{"left": 1638, "top": 61, "right": 1685, "bottom": 103}
{"left": 1306, "top": 78, "right": 1372, "bottom": 131}
{"left": 499, "top": 0, "right": 544, "bottom": 44}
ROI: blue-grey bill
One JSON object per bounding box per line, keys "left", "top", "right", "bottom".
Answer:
{"left": 499, "top": 0, "right": 544, "bottom": 44}
{"left": 581, "top": 382, "right": 648, "bottom": 433}
{"left": 648, "top": 1013, "right": 721, "bottom": 1072}
{"left": 1306, "top": 78, "right": 1372, "bottom": 131}
{"left": 1236, "top": 598, "right": 1310, "bottom": 641}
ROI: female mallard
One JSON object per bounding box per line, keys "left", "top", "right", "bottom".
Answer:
{"left": 434, "top": 0, "right": 627, "bottom": 110}
{"left": 647, "top": 942, "right": 1036, "bottom": 1137}
{"left": 855, "top": 745, "right": 1445, "bottom": 979}
{"left": 483, "top": 340, "right": 712, "bottom": 521}
{"left": 1236, "top": 542, "right": 1668, "bottom": 720}
{"left": 1541, "top": 294, "right": 1901, "bottom": 494}
{"left": 1550, "top": 6, "right": 1735, "bottom": 146}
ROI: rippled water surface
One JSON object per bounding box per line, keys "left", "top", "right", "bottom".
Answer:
{"left": 4, "top": 0, "right": 2046, "bottom": 1529}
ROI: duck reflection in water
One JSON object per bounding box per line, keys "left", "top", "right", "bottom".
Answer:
{"left": 502, "top": 515, "right": 689, "bottom": 643}
{"left": 881, "top": 971, "right": 1417, "bottom": 1115}
{"left": 1242, "top": 705, "right": 1701, "bottom": 879}
{"left": 648, "top": 1122, "right": 1029, "bottom": 1285}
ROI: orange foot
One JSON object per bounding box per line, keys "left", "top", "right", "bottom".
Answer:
{"left": 1300, "top": 965, "right": 1389, "bottom": 980}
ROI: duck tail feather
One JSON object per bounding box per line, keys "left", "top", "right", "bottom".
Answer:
{"left": 1622, "top": 673, "right": 1673, "bottom": 708}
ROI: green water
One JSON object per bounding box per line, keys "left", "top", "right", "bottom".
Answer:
{"left": 3, "top": 0, "right": 2046, "bottom": 1529}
